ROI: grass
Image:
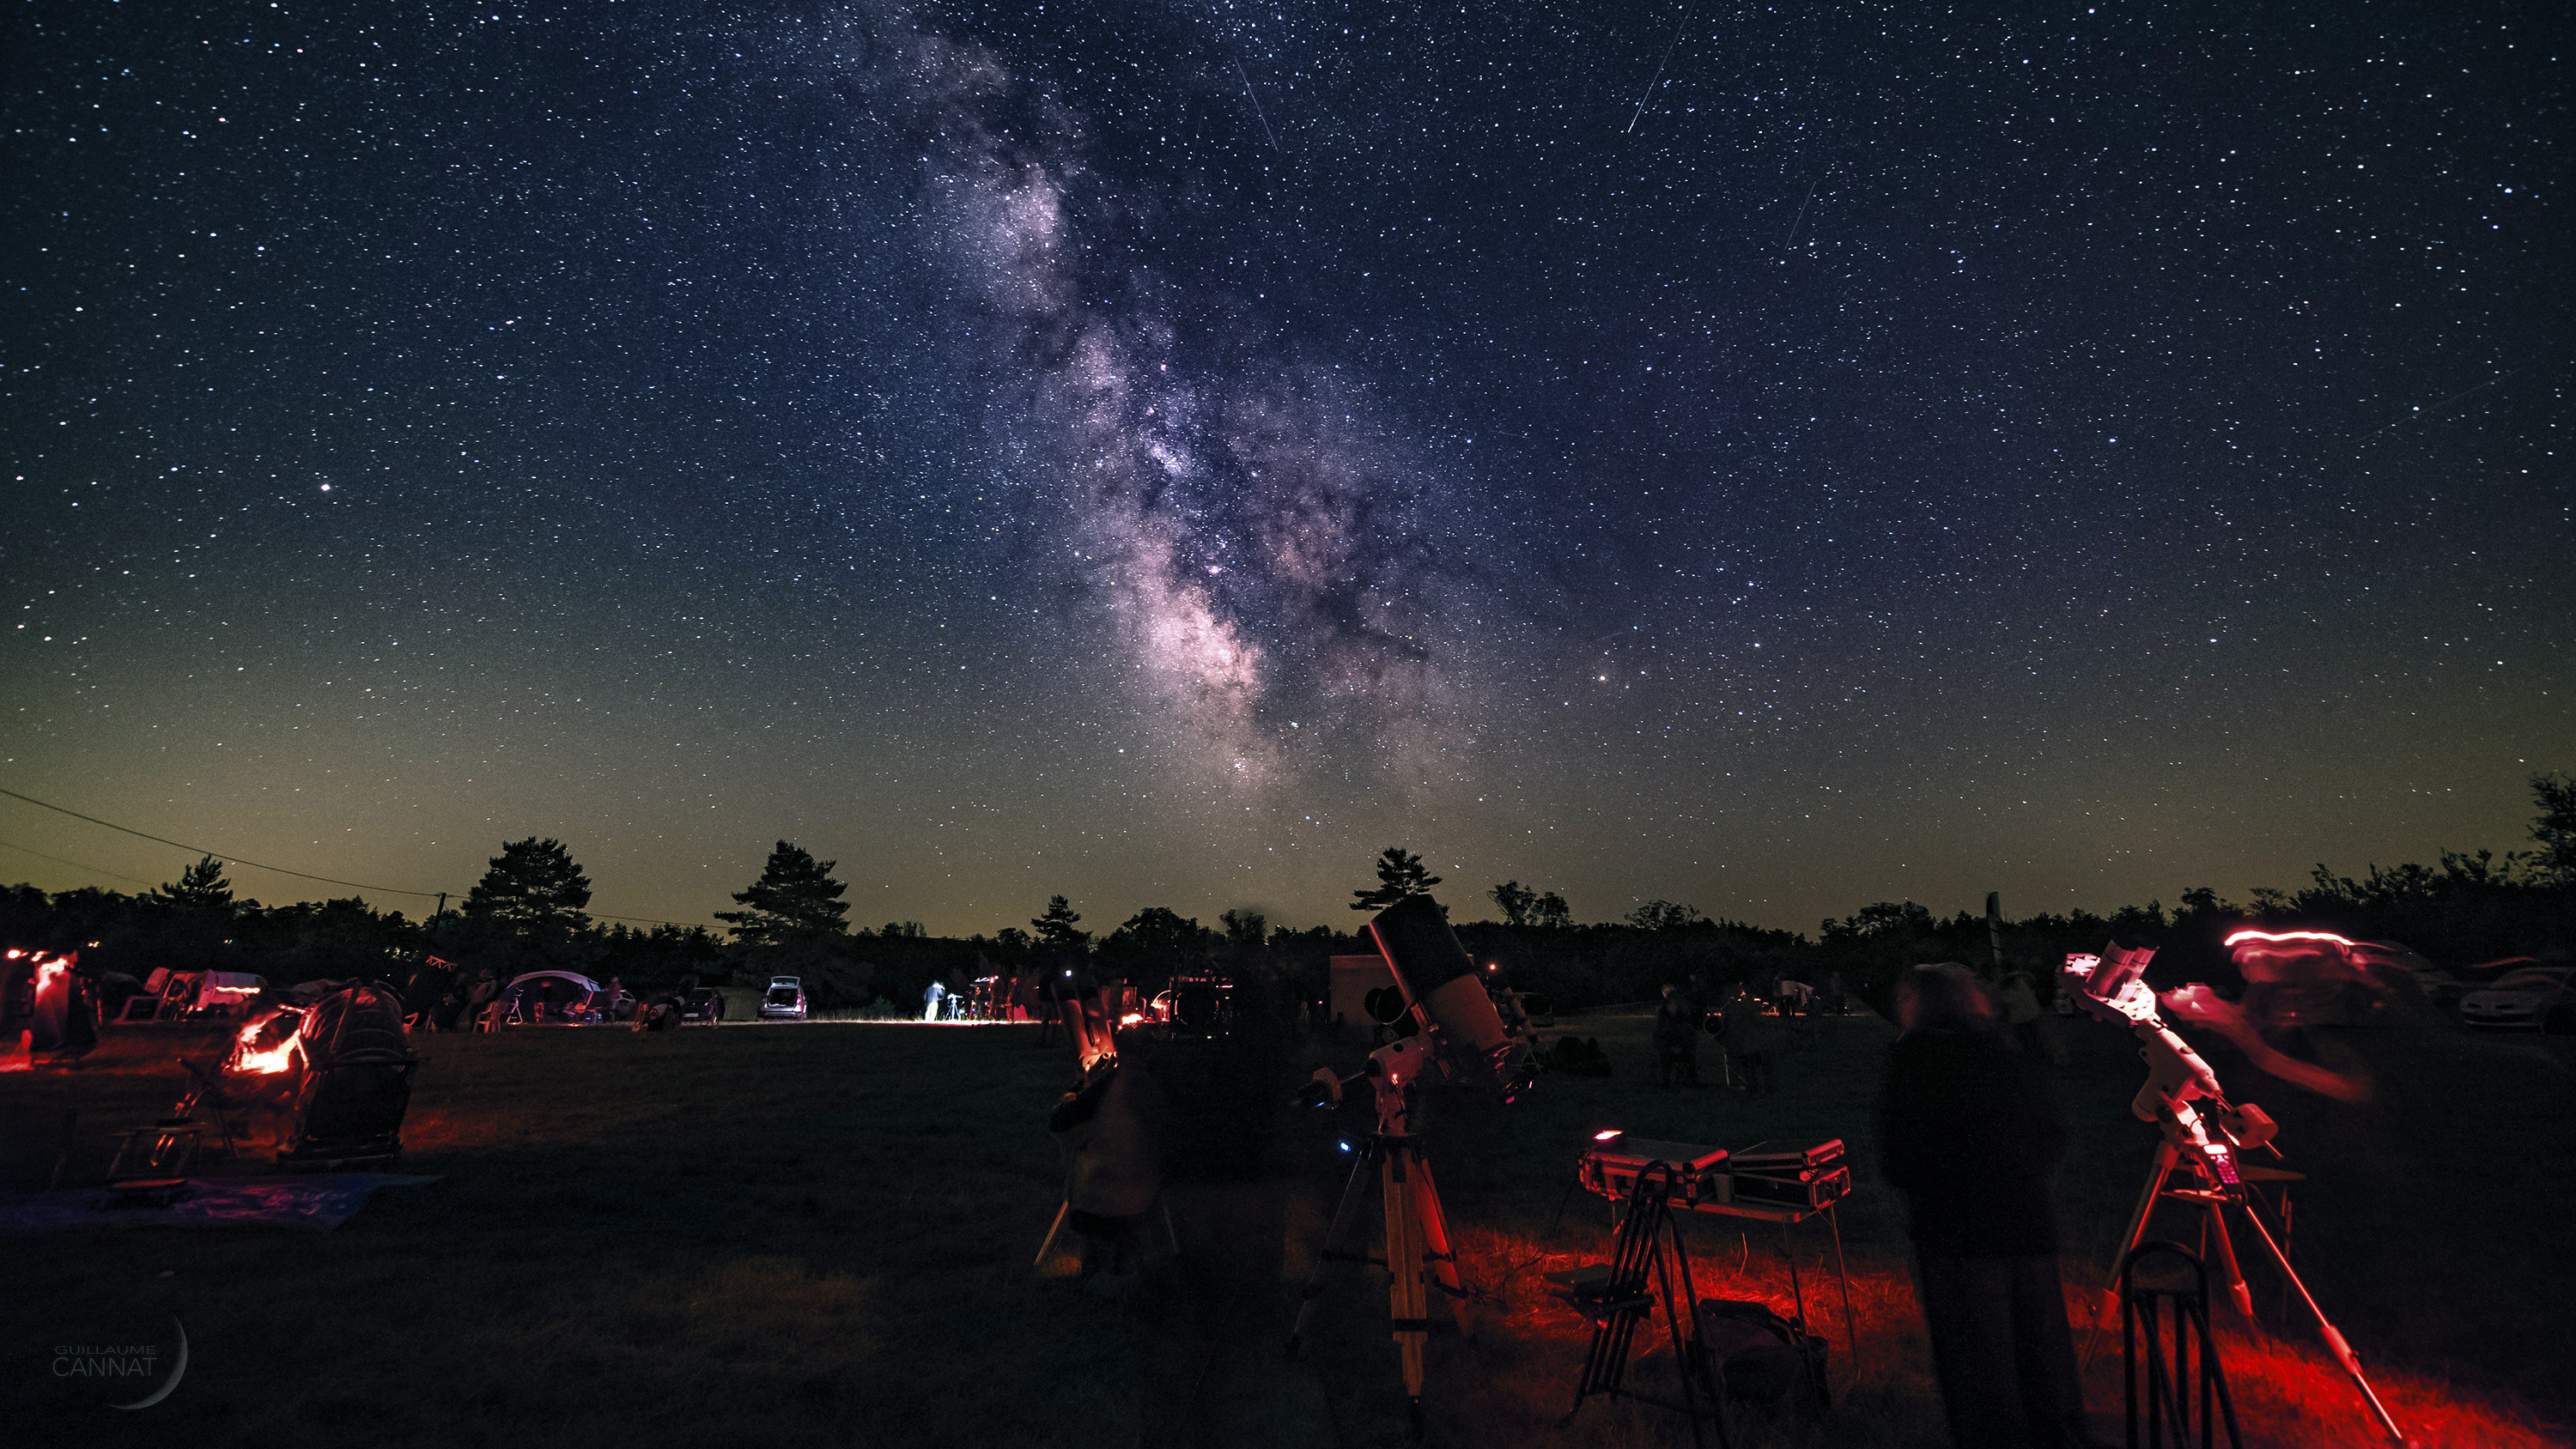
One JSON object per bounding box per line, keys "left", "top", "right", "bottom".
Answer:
{"left": 2, "top": 1004, "right": 2569, "bottom": 1448}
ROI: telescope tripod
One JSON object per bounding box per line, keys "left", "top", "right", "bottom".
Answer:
{"left": 1285, "top": 1129, "right": 1471, "bottom": 1435}
{"left": 2105, "top": 1130, "right": 2403, "bottom": 1444}
{"left": 1556, "top": 1165, "right": 1731, "bottom": 1449}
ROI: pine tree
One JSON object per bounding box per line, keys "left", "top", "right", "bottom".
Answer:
{"left": 714, "top": 841, "right": 851, "bottom": 945}
{"left": 463, "top": 838, "right": 592, "bottom": 937}
{"left": 154, "top": 855, "right": 235, "bottom": 912}
{"left": 1031, "top": 894, "right": 1090, "bottom": 951}
{"left": 1350, "top": 846, "right": 1442, "bottom": 912}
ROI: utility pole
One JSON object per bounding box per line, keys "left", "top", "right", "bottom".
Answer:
{"left": 1984, "top": 892, "right": 2006, "bottom": 979}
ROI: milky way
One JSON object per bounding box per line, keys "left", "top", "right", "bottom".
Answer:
{"left": 3, "top": 0, "right": 2567, "bottom": 932}
{"left": 906, "top": 24, "right": 1483, "bottom": 792}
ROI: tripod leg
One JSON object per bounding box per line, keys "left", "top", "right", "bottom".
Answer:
{"left": 1288, "top": 1144, "right": 1380, "bottom": 1358}
{"left": 1649, "top": 1219, "right": 1715, "bottom": 1449}
{"left": 1035, "top": 1199, "right": 1070, "bottom": 1268}
{"left": 1780, "top": 1221, "right": 1807, "bottom": 1334}
{"left": 1408, "top": 1155, "right": 1473, "bottom": 1337}
{"left": 2233, "top": 1203, "right": 2405, "bottom": 1444}
{"left": 2101, "top": 1143, "right": 2180, "bottom": 1325}
{"left": 1829, "top": 1205, "right": 1860, "bottom": 1385}
{"left": 1384, "top": 1148, "right": 1430, "bottom": 1418}
{"left": 2201, "top": 1203, "right": 2256, "bottom": 1321}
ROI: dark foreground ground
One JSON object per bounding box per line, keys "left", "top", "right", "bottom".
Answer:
{"left": 3, "top": 1003, "right": 2570, "bottom": 1448}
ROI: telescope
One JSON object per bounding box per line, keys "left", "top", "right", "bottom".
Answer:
{"left": 2063, "top": 943, "right": 2403, "bottom": 1444}
{"left": 1286, "top": 893, "right": 1534, "bottom": 1434}
{"left": 1297, "top": 894, "right": 1535, "bottom": 1114}
{"left": 1041, "top": 958, "right": 1115, "bottom": 1071}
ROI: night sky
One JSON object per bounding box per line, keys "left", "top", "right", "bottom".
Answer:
{"left": 5, "top": 1, "right": 2568, "bottom": 937}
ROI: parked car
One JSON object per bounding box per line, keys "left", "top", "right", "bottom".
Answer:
{"left": 2403, "top": 962, "right": 2470, "bottom": 1011}
{"left": 759, "top": 977, "right": 808, "bottom": 1021}
{"left": 2458, "top": 967, "right": 2576, "bottom": 1033}
{"left": 679, "top": 987, "right": 727, "bottom": 1025}
{"left": 2436, "top": 955, "right": 2542, "bottom": 1009}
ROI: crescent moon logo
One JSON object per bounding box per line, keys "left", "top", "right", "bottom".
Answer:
{"left": 108, "top": 1319, "right": 187, "bottom": 1411}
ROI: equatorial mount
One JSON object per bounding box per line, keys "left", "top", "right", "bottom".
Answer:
{"left": 2063, "top": 943, "right": 2404, "bottom": 1445}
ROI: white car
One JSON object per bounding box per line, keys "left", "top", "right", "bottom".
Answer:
{"left": 758, "top": 976, "right": 808, "bottom": 1021}
{"left": 2457, "top": 967, "right": 2576, "bottom": 1033}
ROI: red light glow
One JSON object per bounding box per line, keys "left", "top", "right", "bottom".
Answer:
{"left": 1592, "top": 1129, "right": 1624, "bottom": 1142}
{"left": 1451, "top": 1222, "right": 2548, "bottom": 1449}
{"left": 230, "top": 1013, "right": 303, "bottom": 1076}
{"left": 2224, "top": 928, "right": 2361, "bottom": 949}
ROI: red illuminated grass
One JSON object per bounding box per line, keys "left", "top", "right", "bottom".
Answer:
{"left": 1427, "top": 1221, "right": 2566, "bottom": 1449}
{"left": 6, "top": 1010, "right": 2572, "bottom": 1448}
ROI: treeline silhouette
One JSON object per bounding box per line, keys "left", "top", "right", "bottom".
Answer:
{"left": 5, "top": 775, "right": 2568, "bottom": 1015}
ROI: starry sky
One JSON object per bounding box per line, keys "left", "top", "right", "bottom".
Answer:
{"left": 4, "top": 0, "right": 2568, "bottom": 937}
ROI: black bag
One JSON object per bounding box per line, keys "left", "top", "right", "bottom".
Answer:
{"left": 1694, "top": 1298, "right": 1828, "bottom": 1409}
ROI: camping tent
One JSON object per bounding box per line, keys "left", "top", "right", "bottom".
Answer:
{"left": 499, "top": 970, "right": 605, "bottom": 1025}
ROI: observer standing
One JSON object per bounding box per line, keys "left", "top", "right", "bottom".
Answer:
{"left": 1880, "top": 963, "right": 2088, "bottom": 1449}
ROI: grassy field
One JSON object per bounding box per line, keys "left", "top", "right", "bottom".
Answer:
{"left": 3, "top": 1003, "right": 2570, "bottom": 1448}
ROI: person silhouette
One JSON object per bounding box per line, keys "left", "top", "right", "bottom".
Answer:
{"left": 1880, "top": 963, "right": 2088, "bottom": 1449}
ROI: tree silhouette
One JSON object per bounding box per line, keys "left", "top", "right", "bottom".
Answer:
{"left": 154, "top": 855, "right": 234, "bottom": 912}
{"left": 2531, "top": 771, "right": 2576, "bottom": 886}
{"left": 714, "top": 841, "right": 850, "bottom": 945}
{"left": 1220, "top": 907, "right": 1267, "bottom": 951}
{"left": 463, "top": 838, "right": 592, "bottom": 937}
{"left": 1103, "top": 906, "right": 1204, "bottom": 972}
{"left": 1625, "top": 900, "right": 1704, "bottom": 931}
{"left": 1351, "top": 846, "right": 1442, "bottom": 912}
{"left": 1489, "top": 881, "right": 1537, "bottom": 927}
{"left": 1532, "top": 891, "right": 1572, "bottom": 930}
{"left": 1031, "top": 894, "right": 1089, "bottom": 951}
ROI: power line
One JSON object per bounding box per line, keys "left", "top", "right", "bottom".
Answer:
{"left": 0, "top": 838, "right": 161, "bottom": 889}
{"left": 590, "top": 910, "right": 714, "bottom": 930}
{"left": 0, "top": 784, "right": 714, "bottom": 928}
{"left": 0, "top": 785, "right": 449, "bottom": 900}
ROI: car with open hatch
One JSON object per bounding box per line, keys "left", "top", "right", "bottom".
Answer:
{"left": 758, "top": 976, "right": 808, "bottom": 1021}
